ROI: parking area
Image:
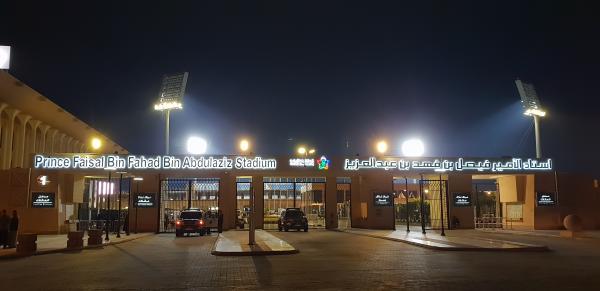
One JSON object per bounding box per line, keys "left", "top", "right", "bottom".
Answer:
{"left": 1, "top": 230, "right": 600, "bottom": 290}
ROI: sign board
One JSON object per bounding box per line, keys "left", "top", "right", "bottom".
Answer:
{"left": 33, "top": 154, "right": 277, "bottom": 170}
{"left": 135, "top": 193, "right": 155, "bottom": 208}
{"left": 158, "top": 72, "right": 188, "bottom": 104}
{"left": 452, "top": 193, "right": 472, "bottom": 207}
{"left": 344, "top": 157, "right": 552, "bottom": 173}
{"left": 373, "top": 193, "right": 393, "bottom": 207}
{"left": 31, "top": 192, "right": 55, "bottom": 208}
{"left": 289, "top": 158, "right": 314, "bottom": 167}
{"left": 0, "top": 46, "right": 10, "bottom": 69}
{"left": 536, "top": 192, "right": 557, "bottom": 207}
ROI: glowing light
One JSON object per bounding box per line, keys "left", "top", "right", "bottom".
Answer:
{"left": 154, "top": 101, "right": 183, "bottom": 111}
{"left": 376, "top": 140, "right": 388, "bottom": 154}
{"left": 0, "top": 46, "right": 10, "bottom": 69}
{"left": 308, "top": 148, "right": 316, "bottom": 154}
{"left": 297, "top": 147, "right": 307, "bottom": 155}
{"left": 401, "top": 139, "right": 425, "bottom": 157}
{"left": 239, "top": 139, "right": 250, "bottom": 152}
{"left": 133, "top": 177, "right": 144, "bottom": 181}
{"left": 317, "top": 156, "right": 330, "bottom": 170}
{"left": 524, "top": 108, "right": 546, "bottom": 117}
{"left": 91, "top": 138, "right": 102, "bottom": 150}
{"left": 187, "top": 137, "right": 207, "bottom": 154}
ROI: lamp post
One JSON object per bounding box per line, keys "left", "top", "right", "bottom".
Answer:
{"left": 516, "top": 79, "right": 546, "bottom": 158}
{"left": 405, "top": 177, "right": 410, "bottom": 232}
{"left": 105, "top": 171, "right": 112, "bottom": 241}
{"left": 155, "top": 72, "right": 188, "bottom": 155}
{"left": 116, "top": 172, "right": 126, "bottom": 238}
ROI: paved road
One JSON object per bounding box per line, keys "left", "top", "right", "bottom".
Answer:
{"left": 1, "top": 230, "right": 600, "bottom": 290}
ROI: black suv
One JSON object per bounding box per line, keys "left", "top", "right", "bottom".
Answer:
{"left": 277, "top": 208, "right": 308, "bottom": 232}
{"left": 175, "top": 208, "right": 208, "bottom": 237}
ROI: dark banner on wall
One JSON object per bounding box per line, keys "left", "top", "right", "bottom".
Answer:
{"left": 31, "top": 192, "right": 55, "bottom": 208}
{"left": 373, "top": 193, "right": 393, "bottom": 207}
{"left": 536, "top": 192, "right": 557, "bottom": 207}
{"left": 453, "top": 193, "right": 472, "bottom": 207}
{"left": 135, "top": 193, "right": 156, "bottom": 208}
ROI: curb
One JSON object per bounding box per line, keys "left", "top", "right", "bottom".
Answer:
{"left": 333, "top": 229, "right": 549, "bottom": 252}
{"left": 210, "top": 233, "right": 300, "bottom": 256}
{"left": 0, "top": 233, "right": 154, "bottom": 260}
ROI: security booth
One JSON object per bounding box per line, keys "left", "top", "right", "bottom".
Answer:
{"left": 12, "top": 153, "right": 595, "bottom": 235}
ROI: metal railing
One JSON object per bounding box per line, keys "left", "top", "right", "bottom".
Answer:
{"left": 75, "top": 220, "right": 125, "bottom": 233}
{"left": 474, "top": 216, "right": 514, "bottom": 229}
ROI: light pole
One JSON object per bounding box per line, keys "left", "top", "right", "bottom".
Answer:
{"left": 116, "top": 172, "right": 126, "bottom": 238}
{"left": 516, "top": 79, "right": 546, "bottom": 158}
{"left": 155, "top": 72, "right": 188, "bottom": 155}
{"left": 105, "top": 171, "right": 112, "bottom": 241}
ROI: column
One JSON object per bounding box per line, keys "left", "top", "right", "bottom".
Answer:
{"left": 26, "top": 119, "right": 41, "bottom": 163}
{"left": 66, "top": 136, "right": 73, "bottom": 153}
{"left": 1, "top": 108, "right": 19, "bottom": 169}
{"left": 46, "top": 129, "right": 58, "bottom": 153}
{"left": 251, "top": 176, "right": 264, "bottom": 229}
{"left": 13, "top": 114, "right": 31, "bottom": 168}
{"left": 58, "top": 133, "right": 66, "bottom": 153}
{"left": 219, "top": 173, "right": 236, "bottom": 230}
{"left": 38, "top": 124, "right": 50, "bottom": 153}
{"left": 325, "top": 177, "right": 338, "bottom": 229}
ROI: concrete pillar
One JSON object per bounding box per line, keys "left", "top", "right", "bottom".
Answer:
{"left": 38, "top": 124, "right": 50, "bottom": 153}
{"left": 1, "top": 108, "right": 19, "bottom": 169}
{"left": 26, "top": 120, "right": 41, "bottom": 163}
{"left": 251, "top": 176, "right": 264, "bottom": 229}
{"left": 46, "top": 129, "right": 58, "bottom": 153}
{"left": 73, "top": 140, "right": 80, "bottom": 153}
{"left": 66, "top": 136, "right": 73, "bottom": 153}
{"left": 219, "top": 173, "right": 236, "bottom": 230}
{"left": 58, "top": 133, "right": 66, "bottom": 153}
{"left": 12, "top": 114, "right": 31, "bottom": 168}
{"left": 325, "top": 177, "right": 338, "bottom": 229}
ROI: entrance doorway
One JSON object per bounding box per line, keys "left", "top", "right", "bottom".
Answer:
{"left": 235, "top": 177, "right": 251, "bottom": 229}
{"left": 473, "top": 181, "right": 502, "bottom": 228}
{"left": 263, "top": 177, "right": 326, "bottom": 230}
{"left": 393, "top": 177, "right": 449, "bottom": 231}
{"left": 159, "top": 178, "right": 220, "bottom": 232}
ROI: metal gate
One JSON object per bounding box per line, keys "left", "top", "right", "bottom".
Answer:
{"left": 159, "top": 178, "right": 220, "bottom": 232}
{"left": 419, "top": 179, "right": 449, "bottom": 231}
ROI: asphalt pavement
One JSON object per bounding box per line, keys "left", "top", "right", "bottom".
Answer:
{"left": 1, "top": 229, "right": 599, "bottom": 290}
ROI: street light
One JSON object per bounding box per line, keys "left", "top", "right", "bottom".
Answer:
{"left": 401, "top": 139, "right": 425, "bottom": 157}
{"left": 297, "top": 147, "right": 307, "bottom": 155}
{"left": 187, "top": 136, "right": 207, "bottom": 154}
{"left": 239, "top": 139, "right": 250, "bottom": 153}
{"left": 154, "top": 72, "right": 188, "bottom": 155}
{"left": 516, "top": 79, "right": 546, "bottom": 158}
{"left": 308, "top": 148, "right": 316, "bottom": 155}
{"left": 376, "top": 140, "right": 388, "bottom": 154}
{"left": 91, "top": 138, "right": 102, "bottom": 151}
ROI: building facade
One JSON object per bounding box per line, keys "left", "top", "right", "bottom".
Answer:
{"left": 15, "top": 154, "right": 600, "bottom": 235}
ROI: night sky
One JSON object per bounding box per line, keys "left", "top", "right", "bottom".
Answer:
{"left": 2, "top": 2, "right": 599, "bottom": 174}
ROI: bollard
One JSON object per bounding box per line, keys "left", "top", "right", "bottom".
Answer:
{"left": 67, "top": 231, "right": 85, "bottom": 249}
{"left": 88, "top": 229, "right": 104, "bottom": 246}
{"left": 16, "top": 233, "right": 38, "bottom": 254}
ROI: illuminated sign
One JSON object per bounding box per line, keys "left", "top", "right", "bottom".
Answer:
{"left": 344, "top": 157, "right": 552, "bottom": 172}
{"left": 36, "top": 175, "right": 50, "bottom": 186}
{"left": 536, "top": 192, "right": 557, "bottom": 207}
{"left": 453, "top": 193, "right": 472, "bottom": 207}
{"left": 373, "top": 193, "right": 393, "bottom": 207}
{"left": 33, "top": 155, "right": 277, "bottom": 170}
{"left": 317, "top": 156, "right": 330, "bottom": 170}
{"left": 289, "top": 158, "right": 314, "bottom": 167}
{"left": 135, "top": 193, "right": 155, "bottom": 208}
{"left": 31, "top": 192, "right": 55, "bottom": 208}
{"left": 0, "top": 46, "right": 10, "bottom": 69}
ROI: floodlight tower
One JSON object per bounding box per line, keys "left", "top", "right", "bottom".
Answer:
{"left": 154, "top": 72, "right": 188, "bottom": 154}
{"left": 516, "top": 79, "right": 546, "bottom": 158}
